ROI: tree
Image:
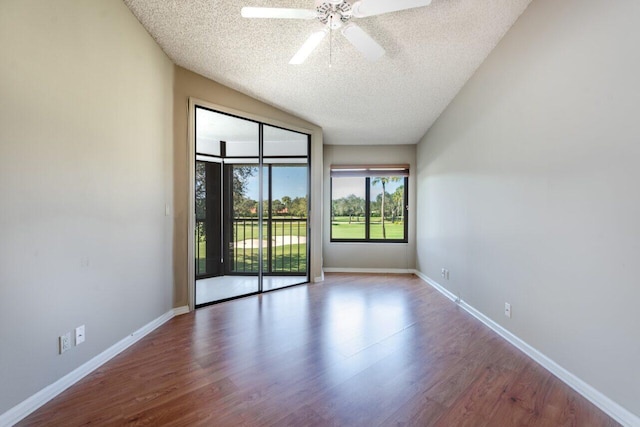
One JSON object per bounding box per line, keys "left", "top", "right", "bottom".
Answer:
{"left": 391, "top": 185, "right": 404, "bottom": 223}
{"left": 233, "top": 166, "right": 256, "bottom": 213}
{"left": 195, "top": 163, "right": 207, "bottom": 243}
{"left": 195, "top": 162, "right": 206, "bottom": 221}
{"left": 331, "top": 194, "right": 365, "bottom": 223}
{"left": 291, "top": 196, "right": 308, "bottom": 218}
{"left": 282, "top": 196, "right": 292, "bottom": 216}
{"left": 345, "top": 194, "right": 364, "bottom": 224}
{"left": 371, "top": 177, "right": 401, "bottom": 238}
{"left": 272, "top": 199, "right": 285, "bottom": 215}
{"left": 235, "top": 197, "right": 256, "bottom": 218}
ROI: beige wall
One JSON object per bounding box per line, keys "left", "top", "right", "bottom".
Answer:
{"left": 0, "top": 0, "right": 174, "bottom": 415}
{"left": 173, "top": 67, "right": 323, "bottom": 307}
{"left": 323, "top": 145, "right": 416, "bottom": 270}
{"left": 416, "top": 0, "right": 640, "bottom": 419}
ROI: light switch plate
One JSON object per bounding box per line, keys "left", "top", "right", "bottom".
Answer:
{"left": 505, "top": 302, "right": 512, "bottom": 318}
{"left": 75, "top": 325, "right": 85, "bottom": 345}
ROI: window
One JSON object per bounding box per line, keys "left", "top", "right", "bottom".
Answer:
{"left": 331, "top": 165, "right": 408, "bottom": 242}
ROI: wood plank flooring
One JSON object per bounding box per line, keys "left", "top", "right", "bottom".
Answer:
{"left": 19, "top": 273, "right": 618, "bottom": 426}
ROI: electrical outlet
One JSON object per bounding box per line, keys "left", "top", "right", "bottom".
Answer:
{"left": 441, "top": 268, "right": 446, "bottom": 278}
{"left": 75, "top": 325, "right": 85, "bottom": 345}
{"left": 59, "top": 332, "right": 71, "bottom": 354}
{"left": 505, "top": 302, "right": 512, "bottom": 318}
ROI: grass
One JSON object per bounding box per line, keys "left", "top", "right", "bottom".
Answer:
{"left": 331, "top": 216, "right": 405, "bottom": 240}
{"left": 197, "top": 214, "right": 402, "bottom": 277}
{"left": 197, "top": 244, "right": 307, "bottom": 274}
{"left": 233, "top": 244, "right": 307, "bottom": 273}
{"left": 196, "top": 217, "right": 308, "bottom": 276}
{"left": 232, "top": 219, "right": 307, "bottom": 241}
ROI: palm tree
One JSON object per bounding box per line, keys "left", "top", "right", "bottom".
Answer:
{"left": 371, "top": 177, "right": 400, "bottom": 238}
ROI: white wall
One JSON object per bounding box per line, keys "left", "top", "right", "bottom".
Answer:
{"left": 0, "top": 0, "right": 174, "bottom": 415}
{"left": 416, "top": 0, "right": 640, "bottom": 419}
{"left": 323, "top": 145, "right": 416, "bottom": 270}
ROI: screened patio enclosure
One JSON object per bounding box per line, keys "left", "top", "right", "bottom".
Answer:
{"left": 194, "top": 106, "right": 310, "bottom": 306}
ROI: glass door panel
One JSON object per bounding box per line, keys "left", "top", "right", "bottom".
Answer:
{"left": 195, "top": 159, "right": 222, "bottom": 279}
{"left": 261, "top": 166, "right": 270, "bottom": 281}
{"left": 263, "top": 126, "right": 308, "bottom": 157}
{"left": 195, "top": 107, "right": 259, "bottom": 306}
{"left": 194, "top": 109, "right": 310, "bottom": 306}
{"left": 262, "top": 163, "right": 310, "bottom": 292}
{"left": 225, "top": 163, "right": 260, "bottom": 275}
{"left": 270, "top": 165, "right": 308, "bottom": 273}
{"left": 263, "top": 124, "right": 309, "bottom": 291}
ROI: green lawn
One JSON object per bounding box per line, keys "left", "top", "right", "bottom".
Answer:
{"left": 233, "top": 244, "right": 307, "bottom": 273}
{"left": 232, "top": 219, "right": 307, "bottom": 241}
{"left": 196, "top": 217, "right": 307, "bottom": 275}
{"left": 331, "top": 216, "right": 405, "bottom": 240}
{"left": 331, "top": 221, "right": 366, "bottom": 239}
{"left": 197, "top": 244, "right": 307, "bottom": 274}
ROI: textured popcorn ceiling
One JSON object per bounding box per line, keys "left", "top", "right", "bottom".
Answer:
{"left": 124, "top": 0, "right": 531, "bottom": 145}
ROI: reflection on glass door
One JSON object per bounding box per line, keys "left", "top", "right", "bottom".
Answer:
{"left": 194, "top": 107, "right": 310, "bottom": 307}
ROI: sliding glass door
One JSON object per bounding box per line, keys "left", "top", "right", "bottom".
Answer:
{"left": 262, "top": 124, "right": 309, "bottom": 291}
{"left": 195, "top": 106, "right": 310, "bottom": 307}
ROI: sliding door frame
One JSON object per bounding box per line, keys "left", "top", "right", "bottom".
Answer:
{"left": 187, "top": 97, "right": 319, "bottom": 311}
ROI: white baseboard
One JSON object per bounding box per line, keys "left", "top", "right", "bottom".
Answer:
{"left": 0, "top": 307, "right": 184, "bottom": 427}
{"left": 313, "top": 269, "right": 324, "bottom": 283}
{"left": 323, "top": 267, "right": 413, "bottom": 274}
{"left": 412, "top": 269, "right": 459, "bottom": 301}
{"left": 172, "top": 305, "right": 190, "bottom": 316}
{"left": 413, "top": 270, "right": 640, "bottom": 427}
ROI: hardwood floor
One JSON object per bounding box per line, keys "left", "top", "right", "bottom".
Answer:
{"left": 20, "top": 274, "right": 618, "bottom": 426}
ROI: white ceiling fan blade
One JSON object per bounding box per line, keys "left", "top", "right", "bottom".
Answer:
{"left": 341, "top": 23, "right": 385, "bottom": 62}
{"left": 351, "top": 0, "right": 432, "bottom": 18}
{"left": 289, "top": 29, "right": 328, "bottom": 65}
{"left": 241, "top": 7, "right": 317, "bottom": 20}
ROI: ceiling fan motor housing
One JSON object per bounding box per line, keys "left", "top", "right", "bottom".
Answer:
{"left": 315, "top": 0, "right": 353, "bottom": 29}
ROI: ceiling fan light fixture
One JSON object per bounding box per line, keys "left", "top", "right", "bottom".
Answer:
{"left": 289, "top": 29, "right": 329, "bottom": 64}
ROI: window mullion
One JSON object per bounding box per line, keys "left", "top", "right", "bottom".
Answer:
{"left": 404, "top": 177, "right": 409, "bottom": 242}
{"left": 365, "top": 177, "right": 370, "bottom": 241}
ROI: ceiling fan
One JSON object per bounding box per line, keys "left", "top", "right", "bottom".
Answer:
{"left": 241, "top": 0, "right": 432, "bottom": 64}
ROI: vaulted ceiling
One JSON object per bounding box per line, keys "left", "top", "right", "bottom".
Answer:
{"left": 124, "top": 0, "right": 531, "bottom": 145}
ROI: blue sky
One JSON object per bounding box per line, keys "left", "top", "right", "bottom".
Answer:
{"left": 332, "top": 177, "right": 404, "bottom": 200}
{"left": 245, "top": 166, "right": 308, "bottom": 201}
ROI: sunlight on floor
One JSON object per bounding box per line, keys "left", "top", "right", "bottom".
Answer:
{"left": 196, "top": 275, "right": 308, "bottom": 305}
